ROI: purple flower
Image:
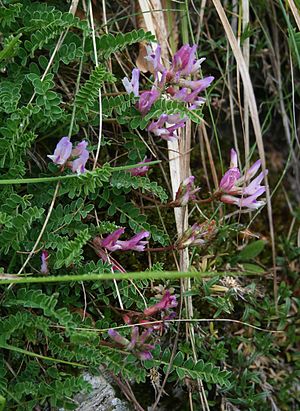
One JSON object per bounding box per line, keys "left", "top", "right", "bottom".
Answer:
{"left": 154, "top": 69, "right": 167, "bottom": 90}
{"left": 174, "top": 80, "right": 213, "bottom": 108}
{"left": 108, "top": 329, "right": 130, "bottom": 346}
{"left": 144, "top": 290, "right": 178, "bottom": 316}
{"left": 122, "top": 68, "right": 140, "bottom": 97}
{"left": 48, "top": 137, "right": 90, "bottom": 174}
{"left": 177, "top": 221, "right": 217, "bottom": 249}
{"left": 116, "top": 231, "right": 150, "bottom": 252}
{"left": 221, "top": 189, "right": 266, "bottom": 210}
{"left": 244, "top": 160, "right": 262, "bottom": 180}
{"left": 129, "top": 157, "right": 151, "bottom": 176}
{"left": 136, "top": 350, "right": 153, "bottom": 360}
{"left": 41, "top": 250, "right": 49, "bottom": 274}
{"left": 148, "top": 113, "right": 186, "bottom": 141}
{"left": 108, "top": 326, "right": 154, "bottom": 361}
{"left": 219, "top": 149, "right": 241, "bottom": 191}
{"left": 218, "top": 149, "right": 267, "bottom": 209}
{"left": 101, "top": 229, "right": 149, "bottom": 252}
{"left": 71, "top": 149, "right": 89, "bottom": 174}
{"left": 137, "top": 89, "right": 160, "bottom": 116}
{"left": 71, "top": 140, "right": 88, "bottom": 157}
{"left": 127, "top": 326, "right": 139, "bottom": 350}
{"left": 47, "top": 136, "right": 72, "bottom": 165}
{"left": 145, "top": 45, "right": 165, "bottom": 74}
{"left": 174, "top": 175, "right": 200, "bottom": 206}
{"left": 101, "top": 228, "right": 125, "bottom": 252}
{"left": 168, "top": 44, "right": 206, "bottom": 81}
{"left": 179, "top": 76, "right": 215, "bottom": 91}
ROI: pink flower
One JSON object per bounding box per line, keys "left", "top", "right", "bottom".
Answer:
{"left": 41, "top": 250, "right": 49, "bottom": 274}
{"left": 122, "top": 68, "right": 140, "bottom": 97}
{"left": 144, "top": 290, "right": 178, "bottom": 316}
{"left": 219, "top": 149, "right": 267, "bottom": 209}
{"left": 71, "top": 149, "right": 89, "bottom": 174}
{"left": 47, "top": 136, "right": 72, "bottom": 165}
{"left": 137, "top": 89, "right": 160, "bottom": 116}
{"left": 129, "top": 157, "right": 151, "bottom": 176}
{"left": 101, "top": 229, "right": 150, "bottom": 252}
{"left": 174, "top": 176, "right": 200, "bottom": 206}
{"left": 148, "top": 113, "right": 186, "bottom": 141}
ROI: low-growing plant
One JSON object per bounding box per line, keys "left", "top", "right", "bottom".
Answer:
{"left": 0, "top": 1, "right": 299, "bottom": 410}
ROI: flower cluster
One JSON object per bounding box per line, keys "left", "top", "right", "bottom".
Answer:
{"left": 218, "top": 149, "right": 267, "bottom": 209}
{"left": 100, "top": 228, "right": 150, "bottom": 252}
{"left": 122, "top": 44, "right": 214, "bottom": 141}
{"left": 108, "top": 327, "right": 154, "bottom": 360}
{"left": 47, "top": 136, "right": 89, "bottom": 174}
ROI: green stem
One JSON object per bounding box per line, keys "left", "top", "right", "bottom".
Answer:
{"left": 0, "top": 270, "right": 264, "bottom": 285}
{"left": 0, "top": 343, "right": 85, "bottom": 368}
{"left": 0, "top": 160, "right": 161, "bottom": 185}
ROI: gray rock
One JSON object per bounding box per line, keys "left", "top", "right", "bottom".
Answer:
{"left": 73, "top": 373, "right": 130, "bottom": 411}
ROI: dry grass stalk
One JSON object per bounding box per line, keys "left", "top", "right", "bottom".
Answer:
{"left": 137, "top": 2, "right": 209, "bottom": 408}
{"left": 287, "top": 0, "right": 300, "bottom": 31}
{"left": 242, "top": 0, "right": 250, "bottom": 163}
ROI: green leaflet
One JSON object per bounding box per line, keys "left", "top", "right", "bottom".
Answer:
{"left": 0, "top": 34, "right": 22, "bottom": 63}
{"left": 144, "top": 347, "right": 232, "bottom": 387}
{"left": 97, "top": 29, "right": 156, "bottom": 58}
{"left": 110, "top": 171, "right": 168, "bottom": 203}
{"left": 75, "top": 66, "right": 116, "bottom": 113}
{"left": 54, "top": 228, "right": 91, "bottom": 268}
{"left": 0, "top": 206, "right": 44, "bottom": 254}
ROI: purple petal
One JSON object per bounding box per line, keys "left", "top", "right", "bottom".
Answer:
{"left": 127, "top": 326, "right": 139, "bottom": 350}
{"left": 137, "top": 89, "right": 160, "bottom": 116}
{"left": 136, "top": 351, "right": 153, "bottom": 361}
{"left": 71, "top": 149, "right": 89, "bottom": 174}
{"left": 244, "top": 160, "right": 262, "bottom": 180}
{"left": 180, "top": 76, "right": 214, "bottom": 91}
{"left": 243, "top": 171, "right": 267, "bottom": 195}
{"left": 219, "top": 168, "right": 241, "bottom": 192}
{"left": 139, "top": 328, "right": 153, "bottom": 344}
{"left": 101, "top": 228, "right": 125, "bottom": 251}
{"left": 41, "top": 250, "right": 49, "bottom": 274}
{"left": 129, "top": 157, "right": 151, "bottom": 177}
{"left": 116, "top": 231, "right": 150, "bottom": 252}
{"left": 71, "top": 141, "right": 88, "bottom": 157}
{"left": 145, "top": 45, "right": 165, "bottom": 73}
{"left": 122, "top": 68, "right": 140, "bottom": 97}
{"left": 230, "top": 149, "right": 238, "bottom": 168}
{"left": 220, "top": 194, "right": 239, "bottom": 205}
{"left": 108, "top": 329, "right": 129, "bottom": 346}
{"left": 47, "top": 136, "right": 72, "bottom": 165}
